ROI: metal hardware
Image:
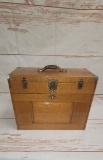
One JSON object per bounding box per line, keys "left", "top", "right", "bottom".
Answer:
{"left": 22, "top": 77, "right": 28, "bottom": 89}
{"left": 49, "top": 95, "right": 56, "bottom": 99}
{"left": 94, "top": 76, "right": 98, "bottom": 82}
{"left": 8, "top": 79, "right": 11, "bottom": 89}
{"left": 48, "top": 79, "right": 58, "bottom": 92}
{"left": 78, "top": 79, "right": 84, "bottom": 89}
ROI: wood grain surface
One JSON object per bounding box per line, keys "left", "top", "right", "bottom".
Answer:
{"left": 1, "top": 0, "right": 103, "bottom": 9}
{"left": 33, "top": 102, "right": 72, "bottom": 123}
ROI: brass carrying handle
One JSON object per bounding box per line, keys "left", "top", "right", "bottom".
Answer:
{"left": 38, "top": 65, "right": 67, "bottom": 72}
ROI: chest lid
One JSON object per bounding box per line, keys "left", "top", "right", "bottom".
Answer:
{"left": 9, "top": 65, "right": 98, "bottom": 83}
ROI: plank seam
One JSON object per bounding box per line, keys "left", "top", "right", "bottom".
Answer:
{"left": 0, "top": 151, "right": 102, "bottom": 152}
{"left": 0, "top": 54, "right": 103, "bottom": 58}
{"left": 0, "top": 2, "right": 103, "bottom": 11}
{"left": 0, "top": 118, "right": 15, "bottom": 119}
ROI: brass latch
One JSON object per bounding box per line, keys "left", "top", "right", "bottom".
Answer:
{"left": 48, "top": 79, "right": 58, "bottom": 92}
{"left": 78, "top": 79, "right": 84, "bottom": 89}
{"left": 22, "top": 77, "right": 28, "bottom": 89}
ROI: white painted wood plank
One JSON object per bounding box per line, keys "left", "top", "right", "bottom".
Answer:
{"left": 0, "top": 74, "right": 10, "bottom": 92}
{"left": 18, "top": 55, "right": 55, "bottom": 67}
{"left": 55, "top": 23, "right": 103, "bottom": 56}
{"left": 0, "top": 2, "right": 55, "bottom": 55}
{"left": 11, "top": 4, "right": 103, "bottom": 56}
{"left": 0, "top": 0, "right": 12, "bottom": 2}
{"left": 89, "top": 95, "right": 103, "bottom": 119}
{"left": 0, "top": 3, "right": 55, "bottom": 55}
{"left": 0, "top": 3, "right": 103, "bottom": 56}
{"left": 13, "top": 0, "right": 103, "bottom": 10}
{"left": 0, "top": 55, "right": 55, "bottom": 73}
{"left": 0, "top": 119, "right": 103, "bottom": 151}
{"left": 0, "top": 93, "right": 15, "bottom": 118}
{"left": 0, "top": 55, "right": 19, "bottom": 74}
{"left": 0, "top": 55, "right": 19, "bottom": 92}
{"left": 0, "top": 2, "right": 17, "bottom": 54}
{"left": 1, "top": 93, "right": 103, "bottom": 119}
{"left": 0, "top": 152, "right": 103, "bottom": 160}
{"left": 0, "top": 26, "right": 17, "bottom": 55}
{"left": 14, "top": 24, "right": 55, "bottom": 55}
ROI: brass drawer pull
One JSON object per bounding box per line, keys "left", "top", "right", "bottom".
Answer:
{"left": 49, "top": 95, "right": 56, "bottom": 99}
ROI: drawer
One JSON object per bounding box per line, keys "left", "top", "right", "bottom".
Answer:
{"left": 33, "top": 102, "right": 73, "bottom": 123}
{"left": 12, "top": 93, "right": 92, "bottom": 102}
{"left": 10, "top": 82, "right": 95, "bottom": 94}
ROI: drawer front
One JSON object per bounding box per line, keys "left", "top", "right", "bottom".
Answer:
{"left": 13, "top": 93, "right": 92, "bottom": 103}
{"left": 33, "top": 102, "right": 73, "bottom": 124}
{"left": 10, "top": 82, "right": 95, "bottom": 94}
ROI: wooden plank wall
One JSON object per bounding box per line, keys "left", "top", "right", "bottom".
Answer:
{"left": 0, "top": 152, "right": 103, "bottom": 160}
{"left": 0, "top": 1, "right": 103, "bottom": 159}
{"left": 0, "top": 0, "right": 103, "bottom": 93}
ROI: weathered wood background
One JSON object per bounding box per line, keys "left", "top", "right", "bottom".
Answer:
{"left": 0, "top": 0, "right": 103, "bottom": 93}
{"left": 0, "top": 1, "right": 103, "bottom": 159}
{"left": 0, "top": 152, "right": 103, "bottom": 160}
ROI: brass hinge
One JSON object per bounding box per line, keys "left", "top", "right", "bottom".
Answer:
{"left": 78, "top": 79, "right": 84, "bottom": 89}
{"left": 22, "top": 77, "right": 28, "bottom": 89}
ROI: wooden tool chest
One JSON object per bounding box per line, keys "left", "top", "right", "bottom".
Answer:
{"left": 8, "top": 65, "right": 98, "bottom": 130}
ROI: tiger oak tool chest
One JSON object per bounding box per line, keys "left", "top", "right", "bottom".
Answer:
{"left": 8, "top": 65, "right": 98, "bottom": 130}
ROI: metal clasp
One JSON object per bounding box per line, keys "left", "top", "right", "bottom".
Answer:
{"left": 48, "top": 79, "right": 58, "bottom": 92}
{"left": 22, "top": 77, "right": 28, "bottom": 89}
{"left": 78, "top": 79, "right": 84, "bottom": 89}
